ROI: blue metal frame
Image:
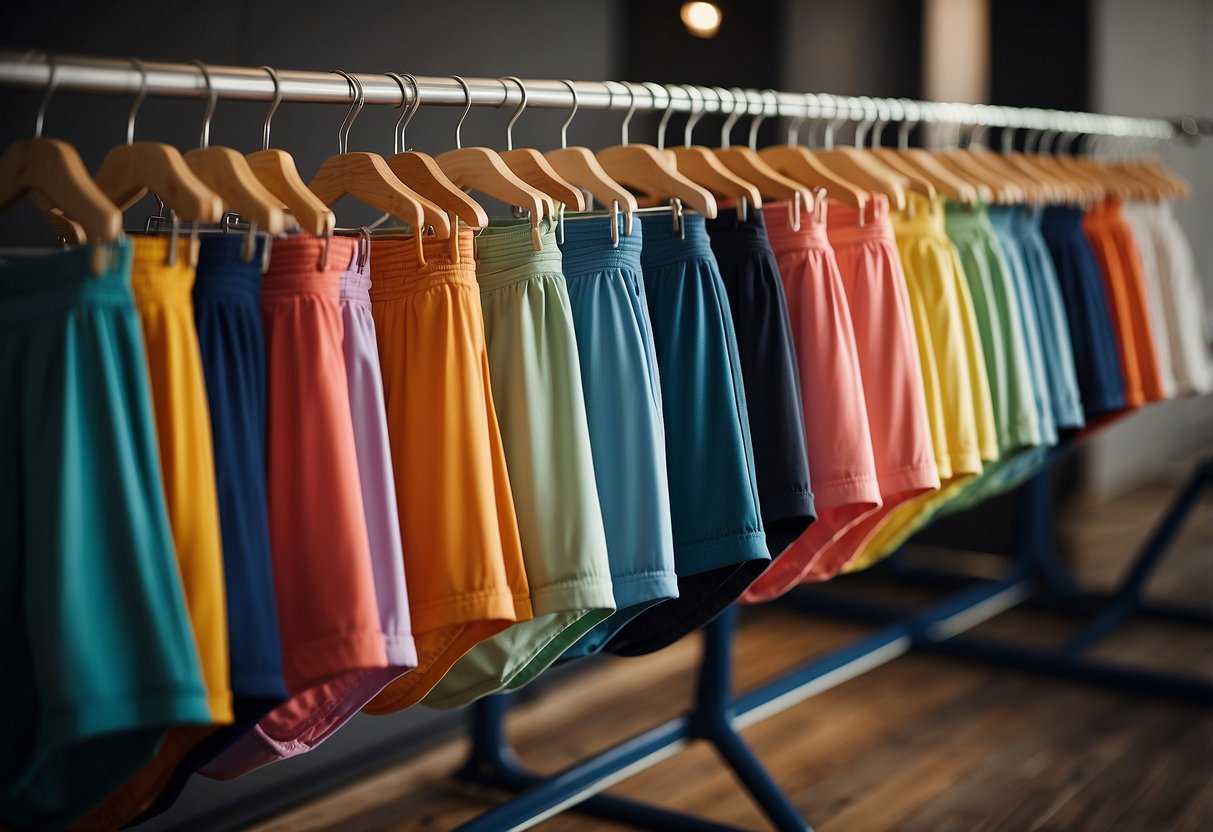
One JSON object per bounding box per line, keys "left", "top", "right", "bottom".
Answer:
{"left": 452, "top": 455, "right": 1211, "bottom": 830}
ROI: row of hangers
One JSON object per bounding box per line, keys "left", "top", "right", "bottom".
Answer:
{"left": 0, "top": 59, "right": 1191, "bottom": 276}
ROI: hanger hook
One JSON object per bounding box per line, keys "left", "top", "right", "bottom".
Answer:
{"left": 258, "top": 65, "right": 282, "bottom": 151}
{"left": 559, "top": 79, "right": 579, "bottom": 149}
{"left": 331, "top": 70, "right": 364, "bottom": 154}
{"left": 502, "top": 76, "right": 527, "bottom": 152}
{"left": 683, "top": 84, "right": 706, "bottom": 147}
{"left": 615, "top": 81, "right": 638, "bottom": 146}
{"left": 386, "top": 73, "right": 421, "bottom": 155}
{"left": 450, "top": 75, "right": 472, "bottom": 150}
{"left": 898, "top": 98, "right": 918, "bottom": 150}
{"left": 34, "top": 54, "right": 58, "bottom": 138}
{"left": 643, "top": 81, "right": 674, "bottom": 151}
{"left": 190, "top": 59, "right": 217, "bottom": 149}
{"left": 871, "top": 97, "right": 894, "bottom": 149}
{"left": 718, "top": 87, "right": 742, "bottom": 148}
{"left": 122, "top": 57, "right": 149, "bottom": 145}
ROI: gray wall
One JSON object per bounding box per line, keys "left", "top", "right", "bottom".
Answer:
{"left": 1081, "top": 0, "right": 1213, "bottom": 497}
{"left": 0, "top": 0, "right": 623, "bottom": 244}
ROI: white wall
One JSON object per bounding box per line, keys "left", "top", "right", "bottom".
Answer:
{"left": 1082, "top": 0, "right": 1213, "bottom": 498}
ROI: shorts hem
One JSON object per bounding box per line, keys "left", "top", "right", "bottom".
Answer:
{"left": 673, "top": 530, "right": 769, "bottom": 574}
{"left": 410, "top": 586, "right": 521, "bottom": 635}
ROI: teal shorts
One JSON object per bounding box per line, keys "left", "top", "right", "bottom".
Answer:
{"left": 0, "top": 242, "right": 211, "bottom": 829}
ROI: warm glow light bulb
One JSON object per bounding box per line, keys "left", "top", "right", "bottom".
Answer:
{"left": 680, "top": 2, "right": 723, "bottom": 39}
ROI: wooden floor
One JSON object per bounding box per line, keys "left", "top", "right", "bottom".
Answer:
{"left": 247, "top": 474, "right": 1213, "bottom": 832}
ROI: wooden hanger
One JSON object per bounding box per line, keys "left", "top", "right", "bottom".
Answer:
{"left": 0, "top": 60, "right": 123, "bottom": 271}
{"left": 757, "top": 97, "right": 869, "bottom": 211}
{"left": 310, "top": 72, "right": 449, "bottom": 263}
{"left": 245, "top": 66, "right": 335, "bottom": 236}
{"left": 1, "top": 138, "right": 123, "bottom": 265}
{"left": 664, "top": 85, "right": 761, "bottom": 215}
{"left": 708, "top": 88, "right": 813, "bottom": 210}
{"left": 854, "top": 103, "right": 938, "bottom": 202}
{"left": 382, "top": 73, "right": 486, "bottom": 230}
{"left": 435, "top": 76, "right": 554, "bottom": 250}
{"left": 997, "top": 131, "right": 1086, "bottom": 204}
{"left": 965, "top": 141, "right": 1057, "bottom": 205}
{"left": 79, "top": 60, "right": 222, "bottom": 225}
{"left": 497, "top": 77, "right": 586, "bottom": 211}
{"left": 595, "top": 81, "right": 716, "bottom": 217}
{"left": 184, "top": 61, "right": 286, "bottom": 235}
{"left": 803, "top": 94, "right": 909, "bottom": 210}
{"left": 544, "top": 79, "right": 637, "bottom": 231}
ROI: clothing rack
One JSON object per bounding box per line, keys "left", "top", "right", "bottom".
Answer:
{"left": 1, "top": 51, "right": 1208, "bottom": 832}
{"left": 0, "top": 52, "right": 1179, "bottom": 141}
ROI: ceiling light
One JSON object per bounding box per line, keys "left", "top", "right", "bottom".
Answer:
{"left": 681, "top": 2, "right": 723, "bottom": 39}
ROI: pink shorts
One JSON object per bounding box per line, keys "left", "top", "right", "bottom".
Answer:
{"left": 802, "top": 197, "right": 940, "bottom": 581}
{"left": 742, "top": 201, "right": 881, "bottom": 603}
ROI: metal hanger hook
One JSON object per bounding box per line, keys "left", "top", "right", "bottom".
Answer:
{"left": 384, "top": 73, "right": 416, "bottom": 155}
{"left": 259, "top": 65, "right": 282, "bottom": 151}
{"left": 34, "top": 54, "right": 58, "bottom": 138}
{"left": 898, "top": 99, "right": 919, "bottom": 150}
{"left": 332, "top": 70, "right": 364, "bottom": 154}
{"left": 190, "top": 59, "right": 217, "bottom": 149}
{"left": 616, "top": 81, "right": 639, "bottom": 145}
{"left": 124, "top": 57, "right": 149, "bottom": 145}
{"left": 451, "top": 75, "right": 472, "bottom": 150}
{"left": 647, "top": 82, "right": 676, "bottom": 151}
{"left": 752, "top": 89, "right": 781, "bottom": 150}
{"left": 853, "top": 96, "right": 878, "bottom": 148}
{"left": 558, "top": 79, "right": 578, "bottom": 149}
{"left": 683, "top": 84, "right": 706, "bottom": 147}
{"left": 502, "top": 76, "right": 527, "bottom": 152}
{"left": 718, "top": 87, "right": 742, "bottom": 148}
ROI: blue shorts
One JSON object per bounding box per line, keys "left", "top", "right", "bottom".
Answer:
{"left": 604, "top": 213, "right": 769, "bottom": 657}
{"left": 131, "top": 236, "right": 289, "bottom": 824}
{"left": 557, "top": 214, "right": 680, "bottom": 659}
{"left": 1041, "top": 206, "right": 1126, "bottom": 418}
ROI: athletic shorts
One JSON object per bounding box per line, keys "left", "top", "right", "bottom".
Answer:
{"left": 1085, "top": 198, "right": 1166, "bottom": 404}
{"left": 1138, "top": 202, "right": 1213, "bottom": 395}
{"left": 840, "top": 195, "right": 992, "bottom": 573}
{"left": 740, "top": 203, "right": 879, "bottom": 603}
{"left": 933, "top": 206, "right": 1061, "bottom": 514}
{"left": 0, "top": 241, "right": 211, "bottom": 830}
{"left": 1121, "top": 202, "right": 1178, "bottom": 398}
{"left": 203, "top": 235, "right": 396, "bottom": 777}
{"left": 363, "top": 230, "right": 528, "bottom": 713}
{"left": 128, "top": 235, "right": 289, "bottom": 826}
{"left": 606, "top": 212, "right": 769, "bottom": 649}
{"left": 1012, "top": 208, "right": 1085, "bottom": 431}
{"left": 423, "top": 221, "right": 614, "bottom": 706}
{"left": 556, "top": 213, "right": 679, "bottom": 659}
{"left": 1040, "top": 206, "right": 1126, "bottom": 418}
{"left": 946, "top": 203, "right": 1041, "bottom": 457}
{"left": 705, "top": 205, "right": 816, "bottom": 556}
{"left": 81, "top": 236, "right": 285, "bottom": 829}
{"left": 806, "top": 196, "right": 940, "bottom": 580}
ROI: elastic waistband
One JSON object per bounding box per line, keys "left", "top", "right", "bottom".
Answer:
{"left": 890, "top": 193, "right": 947, "bottom": 238}
{"left": 340, "top": 259, "right": 372, "bottom": 304}
{"left": 369, "top": 229, "right": 477, "bottom": 302}
{"left": 943, "top": 200, "right": 991, "bottom": 228}
{"left": 0, "top": 240, "right": 132, "bottom": 321}
{"left": 986, "top": 204, "right": 1024, "bottom": 233}
{"left": 826, "top": 195, "right": 895, "bottom": 246}
{"left": 762, "top": 199, "right": 831, "bottom": 251}
{"left": 558, "top": 212, "right": 643, "bottom": 276}
{"left": 1042, "top": 204, "right": 1085, "bottom": 232}
{"left": 475, "top": 221, "right": 564, "bottom": 291}
{"left": 261, "top": 234, "right": 354, "bottom": 302}
{"left": 637, "top": 212, "right": 714, "bottom": 269}
{"left": 705, "top": 205, "right": 777, "bottom": 257}
{"left": 129, "top": 235, "right": 197, "bottom": 304}
{"left": 194, "top": 236, "right": 265, "bottom": 303}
